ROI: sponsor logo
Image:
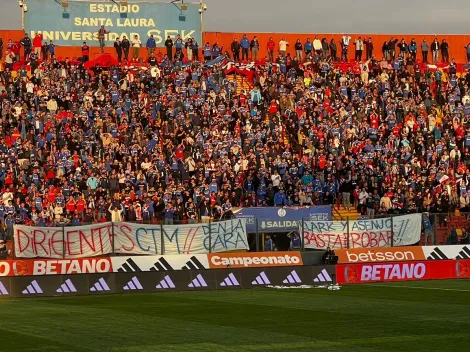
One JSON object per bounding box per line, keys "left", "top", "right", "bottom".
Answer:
{"left": 426, "top": 247, "right": 449, "bottom": 260}
{"left": 357, "top": 263, "right": 426, "bottom": 282}
{"left": 251, "top": 271, "right": 271, "bottom": 285}
{"left": 182, "top": 256, "right": 206, "bottom": 270}
{"left": 56, "top": 279, "right": 77, "bottom": 293}
{"left": 150, "top": 257, "right": 174, "bottom": 271}
{"left": 336, "top": 247, "right": 425, "bottom": 264}
{"left": 0, "top": 282, "right": 8, "bottom": 295}
{"left": 22, "top": 280, "right": 43, "bottom": 295}
{"left": 156, "top": 275, "right": 176, "bottom": 289}
{"left": 123, "top": 276, "right": 143, "bottom": 291}
{"left": 456, "top": 261, "right": 469, "bottom": 277}
{"left": 208, "top": 252, "right": 303, "bottom": 269}
{"left": 90, "top": 278, "right": 111, "bottom": 292}
{"left": 13, "top": 261, "right": 29, "bottom": 276}
{"left": 117, "top": 258, "right": 142, "bottom": 273}
{"left": 188, "top": 274, "right": 207, "bottom": 288}
{"left": 313, "top": 269, "right": 332, "bottom": 283}
{"left": 33, "top": 258, "right": 112, "bottom": 275}
{"left": 456, "top": 247, "right": 470, "bottom": 260}
{"left": 220, "top": 273, "right": 240, "bottom": 287}
{"left": 282, "top": 270, "right": 302, "bottom": 284}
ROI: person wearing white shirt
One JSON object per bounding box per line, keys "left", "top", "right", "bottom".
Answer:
{"left": 354, "top": 37, "right": 364, "bottom": 61}
{"left": 279, "top": 38, "right": 289, "bottom": 57}
{"left": 341, "top": 35, "right": 351, "bottom": 61}
{"left": 131, "top": 35, "right": 142, "bottom": 60}
{"left": 313, "top": 37, "right": 322, "bottom": 53}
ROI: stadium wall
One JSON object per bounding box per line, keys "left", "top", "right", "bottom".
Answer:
{"left": 1, "top": 30, "right": 470, "bottom": 63}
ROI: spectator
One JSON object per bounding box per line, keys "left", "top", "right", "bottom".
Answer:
{"left": 240, "top": 34, "right": 250, "bottom": 61}
{"left": 231, "top": 38, "right": 241, "bottom": 61}
{"left": 121, "top": 36, "right": 130, "bottom": 61}
{"left": 250, "top": 36, "right": 260, "bottom": 61}
{"left": 365, "top": 37, "right": 374, "bottom": 60}
{"left": 20, "top": 32, "right": 32, "bottom": 60}
{"left": 165, "top": 36, "right": 173, "bottom": 61}
{"left": 97, "top": 25, "right": 109, "bottom": 53}
{"left": 131, "top": 35, "right": 142, "bottom": 60}
{"left": 431, "top": 38, "right": 440, "bottom": 63}
{"left": 146, "top": 34, "right": 156, "bottom": 57}
{"left": 354, "top": 36, "right": 363, "bottom": 62}
{"left": 267, "top": 37, "right": 276, "bottom": 61}
{"left": 279, "top": 37, "right": 289, "bottom": 57}
{"left": 340, "top": 34, "right": 351, "bottom": 61}
{"left": 294, "top": 39, "right": 303, "bottom": 62}
{"left": 81, "top": 41, "right": 89, "bottom": 62}
{"left": 114, "top": 38, "right": 122, "bottom": 62}
{"left": 421, "top": 38, "right": 429, "bottom": 63}
{"left": 466, "top": 42, "right": 470, "bottom": 63}
{"left": 441, "top": 39, "right": 449, "bottom": 63}
{"left": 33, "top": 33, "right": 43, "bottom": 57}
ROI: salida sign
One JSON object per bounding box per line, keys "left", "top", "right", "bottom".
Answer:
{"left": 337, "top": 259, "right": 470, "bottom": 284}
{"left": 25, "top": 0, "right": 202, "bottom": 46}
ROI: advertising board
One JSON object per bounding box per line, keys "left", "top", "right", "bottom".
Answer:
{"left": 207, "top": 252, "right": 303, "bottom": 269}
{"left": 335, "top": 247, "right": 426, "bottom": 264}
{"left": 336, "top": 259, "right": 470, "bottom": 284}
{"left": 0, "top": 265, "right": 336, "bottom": 298}
{"left": 24, "top": 0, "right": 202, "bottom": 47}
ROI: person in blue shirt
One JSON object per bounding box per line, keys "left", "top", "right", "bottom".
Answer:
{"left": 240, "top": 34, "right": 250, "bottom": 61}
{"left": 274, "top": 189, "right": 287, "bottom": 206}
{"left": 146, "top": 35, "right": 156, "bottom": 57}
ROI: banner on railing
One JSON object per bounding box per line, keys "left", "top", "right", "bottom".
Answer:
{"left": 14, "top": 223, "right": 114, "bottom": 259}
{"left": 233, "top": 206, "right": 332, "bottom": 233}
{"left": 302, "top": 214, "right": 422, "bottom": 250}
{"left": 14, "top": 219, "right": 248, "bottom": 258}
{"left": 112, "top": 219, "right": 248, "bottom": 255}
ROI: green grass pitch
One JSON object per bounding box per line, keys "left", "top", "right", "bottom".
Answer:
{"left": 2, "top": 280, "right": 470, "bottom": 352}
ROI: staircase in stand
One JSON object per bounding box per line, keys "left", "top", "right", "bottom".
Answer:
{"left": 333, "top": 205, "right": 361, "bottom": 221}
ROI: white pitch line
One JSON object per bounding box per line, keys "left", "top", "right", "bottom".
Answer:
{"left": 361, "top": 283, "right": 470, "bottom": 292}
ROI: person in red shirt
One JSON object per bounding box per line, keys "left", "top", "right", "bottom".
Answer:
{"left": 33, "top": 33, "right": 43, "bottom": 57}
{"left": 66, "top": 196, "right": 76, "bottom": 213}
{"left": 266, "top": 37, "right": 276, "bottom": 62}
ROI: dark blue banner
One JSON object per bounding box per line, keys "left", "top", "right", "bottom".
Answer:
{"left": 232, "top": 206, "right": 332, "bottom": 233}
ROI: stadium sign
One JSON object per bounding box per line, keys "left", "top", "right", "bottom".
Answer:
{"left": 233, "top": 206, "right": 331, "bottom": 233}
{"left": 24, "top": 0, "right": 202, "bottom": 47}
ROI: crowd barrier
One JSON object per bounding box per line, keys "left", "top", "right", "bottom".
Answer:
{"left": 0, "top": 265, "right": 335, "bottom": 298}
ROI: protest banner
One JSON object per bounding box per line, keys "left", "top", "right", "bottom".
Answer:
{"left": 14, "top": 219, "right": 248, "bottom": 258}
{"left": 14, "top": 223, "right": 114, "bottom": 258}
{"left": 113, "top": 219, "right": 248, "bottom": 255}
{"left": 302, "top": 214, "right": 422, "bottom": 250}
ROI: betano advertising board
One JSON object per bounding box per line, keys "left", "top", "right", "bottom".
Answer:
{"left": 336, "top": 259, "right": 470, "bottom": 284}
{"left": 24, "top": 0, "right": 202, "bottom": 47}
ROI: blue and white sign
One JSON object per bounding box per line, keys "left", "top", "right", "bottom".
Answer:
{"left": 24, "top": 0, "right": 201, "bottom": 47}
{"left": 233, "top": 206, "right": 332, "bottom": 233}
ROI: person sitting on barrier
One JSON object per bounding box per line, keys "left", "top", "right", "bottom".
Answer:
{"left": 0, "top": 240, "right": 10, "bottom": 259}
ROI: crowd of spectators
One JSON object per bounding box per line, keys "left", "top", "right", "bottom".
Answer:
{"left": 0, "top": 31, "right": 468, "bottom": 239}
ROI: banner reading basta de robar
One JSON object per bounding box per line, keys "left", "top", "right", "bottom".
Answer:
{"left": 24, "top": 0, "right": 202, "bottom": 47}
{"left": 14, "top": 219, "right": 248, "bottom": 258}
{"left": 302, "top": 214, "right": 422, "bottom": 250}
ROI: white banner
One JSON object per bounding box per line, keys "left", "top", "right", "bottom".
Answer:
{"left": 113, "top": 219, "right": 248, "bottom": 255}
{"left": 302, "top": 214, "right": 422, "bottom": 250}
{"left": 14, "top": 219, "right": 248, "bottom": 258}
{"left": 14, "top": 223, "right": 114, "bottom": 258}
